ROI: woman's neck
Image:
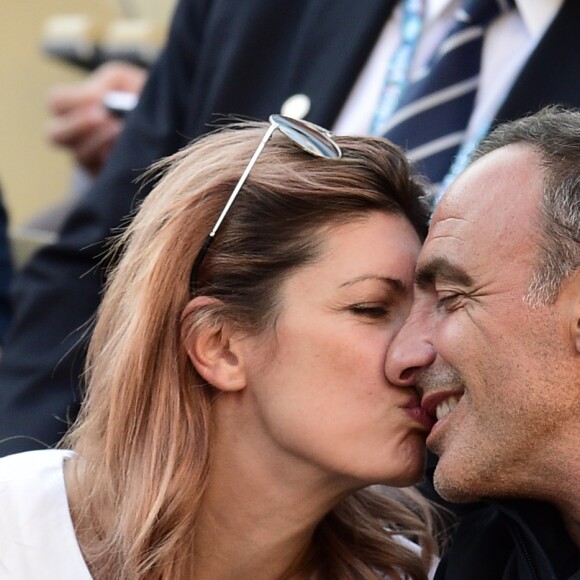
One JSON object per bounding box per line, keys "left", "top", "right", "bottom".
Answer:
{"left": 188, "top": 392, "right": 365, "bottom": 579}
{"left": 192, "top": 503, "right": 317, "bottom": 579}
{"left": 192, "top": 427, "right": 353, "bottom": 579}
{"left": 192, "top": 457, "right": 342, "bottom": 580}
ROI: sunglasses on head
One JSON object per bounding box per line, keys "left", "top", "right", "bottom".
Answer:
{"left": 189, "top": 114, "right": 343, "bottom": 293}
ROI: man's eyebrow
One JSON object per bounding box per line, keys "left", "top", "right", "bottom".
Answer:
{"left": 415, "top": 258, "right": 474, "bottom": 289}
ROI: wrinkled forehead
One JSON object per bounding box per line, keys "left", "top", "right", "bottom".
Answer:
{"left": 423, "top": 144, "right": 544, "bottom": 262}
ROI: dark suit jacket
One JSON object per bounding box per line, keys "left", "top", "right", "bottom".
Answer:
{"left": 0, "top": 186, "right": 12, "bottom": 345}
{"left": 1, "top": 0, "right": 579, "bottom": 453}
{"left": 435, "top": 500, "right": 580, "bottom": 580}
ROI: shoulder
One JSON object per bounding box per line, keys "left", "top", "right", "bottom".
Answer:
{"left": 0, "top": 448, "right": 77, "bottom": 532}
{"left": 0, "top": 448, "right": 76, "bottom": 502}
{"left": 0, "top": 449, "right": 91, "bottom": 579}
{"left": 0, "top": 448, "right": 75, "bottom": 478}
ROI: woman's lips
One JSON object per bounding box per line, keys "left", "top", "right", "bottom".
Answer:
{"left": 403, "top": 398, "right": 435, "bottom": 432}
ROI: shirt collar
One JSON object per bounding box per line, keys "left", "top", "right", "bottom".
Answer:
{"left": 516, "top": 0, "right": 563, "bottom": 39}
{"left": 426, "top": 0, "right": 454, "bottom": 21}
{"left": 426, "top": 0, "right": 564, "bottom": 39}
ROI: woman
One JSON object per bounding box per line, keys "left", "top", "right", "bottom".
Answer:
{"left": 0, "top": 116, "right": 439, "bottom": 579}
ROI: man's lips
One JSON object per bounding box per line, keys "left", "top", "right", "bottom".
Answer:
{"left": 421, "top": 390, "right": 464, "bottom": 421}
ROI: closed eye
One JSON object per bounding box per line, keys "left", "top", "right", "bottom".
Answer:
{"left": 349, "top": 304, "right": 390, "bottom": 319}
{"left": 436, "top": 292, "right": 464, "bottom": 312}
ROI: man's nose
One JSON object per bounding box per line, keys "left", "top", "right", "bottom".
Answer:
{"left": 385, "top": 308, "right": 436, "bottom": 388}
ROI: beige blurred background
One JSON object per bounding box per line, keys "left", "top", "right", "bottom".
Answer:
{"left": 0, "top": 0, "right": 175, "bottom": 232}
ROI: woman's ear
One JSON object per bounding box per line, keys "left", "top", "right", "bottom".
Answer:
{"left": 181, "top": 297, "right": 247, "bottom": 392}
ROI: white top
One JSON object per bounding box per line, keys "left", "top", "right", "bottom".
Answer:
{"left": 333, "top": 0, "right": 563, "bottom": 137}
{"left": 0, "top": 449, "right": 92, "bottom": 580}
{"left": 0, "top": 450, "right": 437, "bottom": 579}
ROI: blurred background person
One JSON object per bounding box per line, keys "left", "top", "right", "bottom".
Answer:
{"left": 0, "top": 185, "right": 12, "bottom": 346}
{"left": 46, "top": 62, "right": 146, "bottom": 176}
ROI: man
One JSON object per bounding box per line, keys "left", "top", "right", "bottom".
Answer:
{"left": 1, "top": 0, "right": 580, "bottom": 454}
{"left": 386, "top": 106, "right": 580, "bottom": 578}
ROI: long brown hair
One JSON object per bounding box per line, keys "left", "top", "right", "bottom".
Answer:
{"left": 64, "top": 120, "right": 438, "bottom": 579}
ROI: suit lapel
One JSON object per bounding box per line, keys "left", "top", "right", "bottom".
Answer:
{"left": 497, "top": 0, "right": 580, "bottom": 123}
{"left": 280, "top": 0, "right": 398, "bottom": 126}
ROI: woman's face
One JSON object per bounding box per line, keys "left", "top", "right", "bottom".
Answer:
{"left": 236, "top": 211, "right": 430, "bottom": 490}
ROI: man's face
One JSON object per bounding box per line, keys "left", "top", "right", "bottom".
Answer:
{"left": 385, "top": 144, "right": 580, "bottom": 503}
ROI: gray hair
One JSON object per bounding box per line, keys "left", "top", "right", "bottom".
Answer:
{"left": 472, "top": 106, "right": 580, "bottom": 306}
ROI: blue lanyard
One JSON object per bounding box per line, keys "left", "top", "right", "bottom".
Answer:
{"left": 434, "top": 118, "right": 492, "bottom": 204}
{"left": 370, "top": 0, "right": 426, "bottom": 136}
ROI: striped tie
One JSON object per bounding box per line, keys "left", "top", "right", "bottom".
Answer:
{"left": 382, "top": 0, "right": 515, "bottom": 186}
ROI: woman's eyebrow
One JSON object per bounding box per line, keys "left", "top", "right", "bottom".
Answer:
{"left": 339, "top": 275, "right": 408, "bottom": 294}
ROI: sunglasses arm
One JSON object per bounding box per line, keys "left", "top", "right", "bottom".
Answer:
{"left": 189, "top": 120, "right": 279, "bottom": 292}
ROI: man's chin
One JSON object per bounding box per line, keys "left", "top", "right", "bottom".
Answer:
{"left": 433, "top": 469, "right": 483, "bottom": 504}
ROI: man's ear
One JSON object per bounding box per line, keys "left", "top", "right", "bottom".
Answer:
{"left": 565, "top": 272, "right": 580, "bottom": 354}
{"left": 574, "top": 303, "right": 580, "bottom": 356}
{"left": 181, "top": 297, "right": 247, "bottom": 392}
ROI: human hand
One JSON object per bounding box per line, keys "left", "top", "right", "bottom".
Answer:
{"left": 46, "top": 61, "right": 147, "bottom": 175}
